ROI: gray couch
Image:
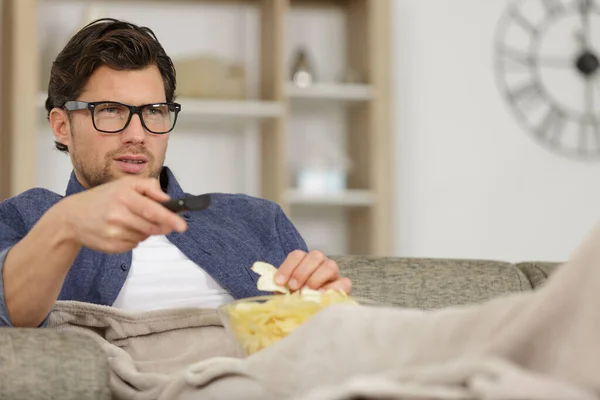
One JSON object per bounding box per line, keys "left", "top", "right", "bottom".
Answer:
{"left": 0, "top": 256, "right": 560, "bottom": 400}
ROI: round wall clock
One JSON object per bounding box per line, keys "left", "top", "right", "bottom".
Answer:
{"left": 494, "top": 0, "right": 600, "bottom": 160}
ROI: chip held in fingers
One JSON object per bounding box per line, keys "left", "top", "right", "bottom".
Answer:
{"left": 251, "top": 261, "right": 290, "bottom": 294}
{"left": 250, "top": 261, "right": 321, "bottom": 296}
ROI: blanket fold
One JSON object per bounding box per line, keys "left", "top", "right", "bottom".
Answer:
{"left": 48, "top": 302, "right": 240, "bottom": 399}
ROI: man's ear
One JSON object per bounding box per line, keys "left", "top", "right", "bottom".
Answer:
{"left": 49, "top": 108, "right": 71, "bottom": 148}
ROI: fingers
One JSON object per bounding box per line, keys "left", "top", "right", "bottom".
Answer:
{"left": 131, "top": 178, "right": 171, "bottom": 203}
{"left": 287, "top": 250, "right": 329, "bottom": 290}
{"left": 120, "top": 187, "right": 187, "bottom": 233}
{"left": 320, "top": 277, "right": 352, "bottom": 295}
{"left": 276, "top": 250, "right": 340, "bottom": 291}
{"left": 95, "top": 225, "right": 149, "bottom": 253}
{"left": 304, "top": 258, "right": 340, "bottom": 289}
{"left": 106, "top": 208, "right": 163, "bottom": 237}
{"left": 276, "top": 249, "right": 351, "bottom": 293}
{"left": 65, "top": 177, "right": 185, "bottom": 253}
{"left": 275, "top": 250, "right": 307, "bottom": 286}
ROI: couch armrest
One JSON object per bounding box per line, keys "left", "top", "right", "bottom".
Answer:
{"left": 0, "top": 328, "right": 110, "bottom": 400}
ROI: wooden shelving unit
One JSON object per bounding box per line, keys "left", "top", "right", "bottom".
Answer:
{"left": 0, "top": 0, "right": 39, "bottom": 199}
{"left": 286, "top": 188, "right": 375, "bottom": 207}
{"left": 1, "top": 0, "right": 393, "bottom": 256}
{"left": 285, "top": 82, "right": 374, "bottom": 101}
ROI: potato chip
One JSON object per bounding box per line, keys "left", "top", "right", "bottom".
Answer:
{"left": 251, "top": 261, "right": 290, "bottom": 294}
{"left": 251, "top": 261, "right": 335, "bottom": 297}
{"left": 222, "top": 289, "right": 357, "bottom": 355}
{"left": 250, "top": 261, "right": 279, "bottom": 277}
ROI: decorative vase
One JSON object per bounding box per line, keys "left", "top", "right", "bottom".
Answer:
{"left": 290, "top": 48, "right": 316, "bottom": 88}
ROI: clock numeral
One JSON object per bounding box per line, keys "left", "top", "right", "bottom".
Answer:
{"left": 507, "top": 81, "right": 545, "bottom": 111}
{"left": 579, "top": 0, "right": 594, "bottom": 13}
{"left": 574, "top": 0, "right": 600, "bottom": 14}
{"left": 541, "top": 0, "right": 565, "bottom": 17}
{"left": 499, "top": 46, "right": 535, "bottom": 72}
{"left": 578, "top": 117, "right": 600, "bottom": 154}
{"left": 537, "top": 106, "right": 565, "bottom": 145}
{"left": 510, "top": 7, "right": 538, "bottom": 35}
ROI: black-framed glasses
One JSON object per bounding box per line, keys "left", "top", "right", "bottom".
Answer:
{"left": 63, "top": 100, "right": 181, "bottom": 134}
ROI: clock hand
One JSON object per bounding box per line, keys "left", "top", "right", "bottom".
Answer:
{"left": 574, "top": 0, "right": 600, "bottom": 77}
{"left": 584, "top": 79, "right": 600, "bottom": 153}
{"left": 586, "top": 78, "right": 593, "bottom": 120}
{"left": 580, "top": 0, "right": 592, "bottom": 50}
{"left": 594, "top": 75, "right": 600, "bottom": 96}
{"left": 537, "top": 55, "right": 577, "bottom": 68}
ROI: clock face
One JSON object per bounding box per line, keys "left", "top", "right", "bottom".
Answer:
{"left": 495, "top": 0, "right": 600, "bottom": 159}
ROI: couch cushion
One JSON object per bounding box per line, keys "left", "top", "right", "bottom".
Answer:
{"left": 332, "top": 256, "right": 532, "bottom": 309}
{"left": 515, "top": 262, "right": 562, "bottom": 289}
{"left": 0, "top": 329, "right": 110, "bottom": 400}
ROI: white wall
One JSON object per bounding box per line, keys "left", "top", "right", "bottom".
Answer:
{"left": 392, "top": 0, "right": 600, "bottom": 262}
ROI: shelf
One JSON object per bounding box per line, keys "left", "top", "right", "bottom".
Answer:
{"left": 285, "top": 82, "right": 374, "bottom": 101}
{"left": 286, "top": 189, "right": 375, "bottom": 207}
{"left": 37, "top": 93, "right": 284, "bottom": 121}
{"left": 178, "top": 98, "right": 284, "bottom": 120}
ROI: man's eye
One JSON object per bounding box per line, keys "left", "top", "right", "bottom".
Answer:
{"left": 146, "top": 107, "right": 166, "bottom": 116}
{"left": 97, "top": 105, "right": 122, "bottom": 114}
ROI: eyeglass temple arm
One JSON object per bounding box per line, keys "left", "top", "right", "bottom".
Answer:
{"left": 63, "top": 101, "right": 90, "bottom": 111}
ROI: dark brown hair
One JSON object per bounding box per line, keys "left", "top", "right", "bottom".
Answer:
{"left": 46, "top": 18, "right": 176, "bottom": 152}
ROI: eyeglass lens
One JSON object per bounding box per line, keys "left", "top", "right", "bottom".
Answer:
{"left": 94, "top": 103, "right": 176, "bottom": 133}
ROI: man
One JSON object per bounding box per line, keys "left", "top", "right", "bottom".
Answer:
{"left": 0, "top": 18, "right": 351, "bottom": 328}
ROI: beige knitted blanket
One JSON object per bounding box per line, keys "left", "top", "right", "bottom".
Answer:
{"left": 48, "top": 223, "right": 600, "bottom": 400}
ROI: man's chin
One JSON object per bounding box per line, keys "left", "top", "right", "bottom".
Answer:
{"left": 112, "top": 165, "right": 160, "bottom": 180}
{"left": 76, "top": 164, "right": 160, "bottom": 189}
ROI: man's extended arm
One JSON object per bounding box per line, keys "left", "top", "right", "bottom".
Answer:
{"left": 0, "top": 177, "right": 187, "bottom": 328}
{"left": 1, "top": 203, "right": 81, "bottom": 327}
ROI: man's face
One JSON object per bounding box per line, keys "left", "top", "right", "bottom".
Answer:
{"left": 51, "top": 65, "right": 170, "bottom": 189}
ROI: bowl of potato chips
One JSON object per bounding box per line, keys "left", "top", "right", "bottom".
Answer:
{"left": 218, "top": 261, "right": 373, "bottom": 356}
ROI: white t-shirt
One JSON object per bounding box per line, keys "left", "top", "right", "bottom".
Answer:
{"left": 112, "top": 235, "right": 234, "bottom": 311}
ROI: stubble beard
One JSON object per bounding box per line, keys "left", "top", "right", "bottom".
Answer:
{"left": 70, "top": 134, "right": 163, "bottom": 189}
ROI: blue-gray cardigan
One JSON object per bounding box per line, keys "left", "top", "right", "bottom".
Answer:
{"left": 0, "top": 167, "right": 307, "bottom": 327}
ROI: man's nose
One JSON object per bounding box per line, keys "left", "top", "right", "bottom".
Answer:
{"left": 120, "top": 113, "right": 147, "bottom": 144}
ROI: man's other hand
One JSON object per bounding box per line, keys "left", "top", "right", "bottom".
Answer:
{"left": 275, "top": 250, "right": 352, "bottom": 294}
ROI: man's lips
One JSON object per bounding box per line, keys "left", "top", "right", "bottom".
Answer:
{"left": 114, "top": 155, "right": 148, "bottom": 164}
{"left": 114, "top": 155, "right": 149, "bottom": 174}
